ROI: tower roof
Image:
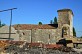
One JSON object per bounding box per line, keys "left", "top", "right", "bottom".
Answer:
{"left": 57, "top": 9, "right": 74, "bottom": 16}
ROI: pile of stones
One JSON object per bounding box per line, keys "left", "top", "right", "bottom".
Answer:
{"left": 4, "top": 44, "right": 82, "bottom": 54}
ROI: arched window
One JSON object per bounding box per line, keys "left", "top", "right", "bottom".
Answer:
{"left": 63, "top": 27, "right": 67, "bottom": 35}
{"left": 62, "top": 26, "right": 69, "bottom": 37}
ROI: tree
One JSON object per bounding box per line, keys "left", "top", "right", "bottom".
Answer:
{"left": 80, "top": 36, "right": 82, "bottom": 38}
{"left": 2, "top": 23, "right": 6, "bottom": 26}
{"left": 50, "top": 20, "right": 52, "bottom": 24}
{"left": 0, "top": 20, "right": 6, "bottom": 28}
{"left": 50, "top": 17, "right": 58, "bottom": 24}
{"left": 0, "top": 20, "right": 2, "bottom": 27}
{"left": 53, "top": 17, "right": 58, "bottom": 24}
{"left": 73, "top": 27, "right": 76, "bottom": 37}
{"left": 38, "top": 22, "right": 42, "bottom": 25}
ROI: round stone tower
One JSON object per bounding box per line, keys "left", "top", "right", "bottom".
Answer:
{"left": 57, "top": 9, "right": 73, "bottom": 38}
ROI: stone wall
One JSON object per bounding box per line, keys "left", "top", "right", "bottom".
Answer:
{"left": 0, "top": 26, "right": 19, "bottom": 41}
{"left": 32, "top": 29, "right": 57, "bottom": 44}
{"left": 17, "top": 29, "right": 59, "bottom": 44}
{"left": 68, "top": 11, "right": 73, "bottom": 36}
{"left": 16, "top": 30, "right": 31, "bottom": 42}
{"left": 0, "top": 26, "right": 59, "bottom": 44}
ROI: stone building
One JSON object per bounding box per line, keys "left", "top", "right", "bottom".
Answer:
{"left": 13, "top": 24, "right": 58, "bottom": 43}
{"left": 0, "top": 9, "right": 74, "bottom": 44}
{"left": 0, "top": 26, "right": 19, "bottom": 41}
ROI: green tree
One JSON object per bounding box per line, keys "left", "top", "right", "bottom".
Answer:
{"left": 80, "top": 36, "right": 82, "bottom": 38}
{"left": 50, "top": 20, "right": 53, "bottom": 24}
{"left": 73, "top": 27, "right": 76, "bottom": 37}
{"left": 0, "top": 20, "right": 2, "bottom": 27}
{"left": 2, "top": 23, "right": 6, "bottom": 26}
{"left": 0, "top": 20, "right": 6, "bottom": 28}
{"left": 38, "top": 22, "right": 42, "bottom": 25}
{"left": 53, "top": 17, "right": 58, "bottom": 24}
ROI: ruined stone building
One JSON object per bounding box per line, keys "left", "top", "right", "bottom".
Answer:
{"left": 0, "top": 9, "right": 74, "bottom": 44}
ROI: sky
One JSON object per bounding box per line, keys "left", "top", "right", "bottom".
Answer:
{"left": 0, "top": 0, "right": 82, "bottom": 37}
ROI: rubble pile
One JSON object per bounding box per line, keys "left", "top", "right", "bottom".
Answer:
{"left": 3, "top": 43, "right": 82, "bottom": 54}
{"left": 0, "top": 41, "right": 82, "bottom": 54}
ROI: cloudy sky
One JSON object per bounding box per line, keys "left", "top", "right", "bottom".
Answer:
{"left": 0, "top": 0, "right": 82, "bottom": 37}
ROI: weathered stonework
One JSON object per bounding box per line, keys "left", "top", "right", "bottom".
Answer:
{"left": 0, "top": 9, "right": 74, "bottom": 45}
{"left": 31, "top": 29, "right": 57, "bottom": 44}
{"left": 0, "top": 26, "right": 19, "bottom": 41}
{"left": 15, "top": 29, "right": 58, "bottom": 44}
{"left": 57, "top": 9, "right": 73, "bottom": 38}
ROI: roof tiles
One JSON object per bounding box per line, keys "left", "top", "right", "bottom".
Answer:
{"left": 13, "top": 24, "right": 58, "bottom": 30}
